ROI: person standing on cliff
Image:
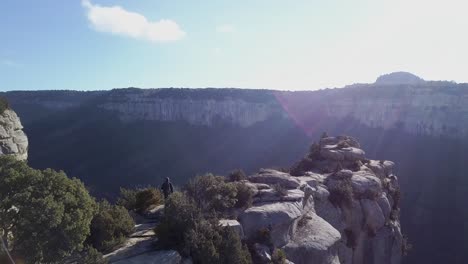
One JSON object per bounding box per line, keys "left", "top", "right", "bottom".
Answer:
{"left": 161, "top": 177, "right": 174, "bottom": 199}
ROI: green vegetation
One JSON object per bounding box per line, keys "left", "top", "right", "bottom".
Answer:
{"left": 0, "top": 97, "right": 9, "bottom": 114}
{"left": 135, "top": 187, "right": 164, "bottom": 213}
{"left": 0, "top": 156, "right": 96, "bottom": 263}
{"left": 116, "top": 186, "right": 164, "bottom": 213}
{"left": 228, "top": 169, "right": 247, "bottom": 182}
{"left": 77, "top": 246, "right": 108, "bottom": 264}
{"left": 87, "top": 200, "right": 135, "bottom": 253}
{"left": 116, "top": 187, "right": 139, "bottom": 210}
{"left": 186, "top": 174, "right": 238, "bottom": 213}
{"left": 271, "top": 248, "right": 287, "bottom": 264}
{"left": 156, "top": 174, "right": 253, "bottom": 264}
{"left": 327, "top": 179, "right": 354, "bottom": 208}
{"left": 234, "top": 182, "right": 254, "bottom": 209}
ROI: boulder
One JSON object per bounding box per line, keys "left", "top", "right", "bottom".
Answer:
{"left": 283, "top": 213, "right": 341, "bottom": 264}
{"left": 250, "top": 169, "right": 301, "bottom": 189}
{"left": 219, "top": 219, "right": 244, "bottom": 239}
{"left": 350, "top": 171, "right": 382, "bottom": 196}
{"left": 366, "top": 160, "right": 386, "bottom": 179}
{"left": 254, "top": 189, "right": 304, "bottom": 203}
{"left": 320, "top": 148, "right": 345, "bottom": 161}
{"left": 341, "top": 147, "right": 365, "bottom": 161}
{"left": 239, "top": 201, "right": 303, "bottom": 247}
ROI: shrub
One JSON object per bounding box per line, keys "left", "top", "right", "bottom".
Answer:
{"left": 328, "top": 180, "right": 354, "bottom": 208}
{"left": 308, "top": 142, "right": 320, "bottom": 156}
{"left": 218, "top": 227, "right": 252, "bottom": 264}
{"left": 0, "top": 156, "right": 96, "bottom": 263}
{"left": 290, "top": 157, "right": 314, "bottom": 176}
{"left": 271, "top": 248, "right": 287, "bottom": 264}
{"left": 0, "top": 97, "right": 9, "bottom": 114}
{"left": 186, "top": 174, "right": 237, "bottom": 212}
{"left": 156, "top": 192, "right": 252, "bottom": 264}
{"left": 235, "top": 182, "right": 254, "bottom": 209}
{"left": 116, "top": 187, "right": 139, "bottom": 210}
{"left": 87, "top": 200, "right": 135, "bottom": 253}
{"left": 77, "top": 246, "right": 108, "bottom": 264}
{"left": 155, "top": 192, "right": 202, "bottom": 252}
{"left": 402, "top": 234, "right": 412, "bottom": 256}
{"left": 135, "top": 187, "right": 164, "bottom": 213}
{"left": 228, "top": 169, "right": 247, "bottom": 182}
{"left": 272, "top": 183, "right": 288, "bottom": 197}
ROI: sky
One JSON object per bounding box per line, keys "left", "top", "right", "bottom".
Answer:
{"left": 1, "top": 0, "right": 467, "bottom": 91}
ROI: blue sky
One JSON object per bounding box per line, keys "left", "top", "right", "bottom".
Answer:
{"left": 1, "top": 0, "right": 467, "bottom": 91}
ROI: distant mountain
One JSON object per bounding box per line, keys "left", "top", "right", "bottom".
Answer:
{"left": 375, "top": 71, "right": 425, "bottom": 85}
{"left": 2, "top": 74, "right": 468, "bottom": 263}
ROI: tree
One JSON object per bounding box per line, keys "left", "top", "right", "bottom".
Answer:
{"left": 0, "top": 156, "right": 96, "bottom": 263}
{"left": 87, "top": 200, "right": 135, "bottom": 253}
{"left": 185, "top": 174, "right": 237, "bottom": 213}
{"left": 135, "top": 187, "right": 163, "bottom": 213}
{"left": 155, "top": 192, "right": 252, "bottom": 264}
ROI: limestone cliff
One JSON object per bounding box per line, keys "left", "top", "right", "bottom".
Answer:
{"left": 97, "top": 88, "right": 284, "bottom": 127}
{"left": 237, "top": 135, "right": 403, "bottom": 264}
{"left": 0, "top": 109, "right": 28, "bottom": 160}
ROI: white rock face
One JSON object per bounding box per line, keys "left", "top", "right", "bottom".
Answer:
{"left": 98, "top": 90, "right": 283, "bottom": 127}
{"left": 322, "top": 84, "right": 468, "bottom": 137}
{"left": 0, "top": 109, "right": 28, "bottom": 160}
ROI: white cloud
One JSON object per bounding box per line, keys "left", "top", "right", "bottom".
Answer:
{"left": 216, "top": 24, "right": 235, "bottom": 33}
{"left": 81, "top": 0, "right": 185, "bottom": 43}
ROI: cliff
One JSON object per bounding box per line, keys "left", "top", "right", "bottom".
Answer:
{"left": 0, "top": 108, "right": 28, "bottom": 160}
{"left": 4, "top": 74, "right": 468, "bottom": 138}
{"left": 98, "top": 88, "right": 284, "bottom": 127}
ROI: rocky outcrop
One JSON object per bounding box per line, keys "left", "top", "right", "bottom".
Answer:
{"left": 237, "top": 135, "right": 403, "bottom": 264}
{"left": 0, "top": 109, "right": 28, "bottom": 160}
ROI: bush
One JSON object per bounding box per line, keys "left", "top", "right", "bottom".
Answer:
{"left": 155, "top": 192, "right": 202, "bottom": 252}
{"left": 77, "top": 246, "right": 108, "bottom": 264}
{"left": 116, "top": 187, "right": 139, "bottom": 210}
{"left": 0, "top": 156, "right": 96, "bottom": 263}
{"left": 272, "top": 183, "right": 288, "bottom": 197}
{"left": 228, "top": 169, "right": 247, "bottom": 182}
{"left": 328, "top": 180, "right": 354, "bottom": 208}
{"left": 235, "top": 182, "right": 254, "bottom": 209}
{"left": 155, "top": 192, "right": 252, "bottom": 264}
{"left": 271, "top": 248, "right": 287, "bottom": 264}
{"left": 87, "top": 200, "right": 135, "bottom": 253}
{"left": 402, "top": 234, "right": 412, "bottom": 256}
{"left": 135, "top": 187, "right": 164, "bottom": 213}
{"left": 186, "top": 174, "right": 238, "bottom": 212}
{"left": 290, "top": 157, "right": 314, "bottom": 176}
{"left": 0, "top": 97, "right": 9, "bottom": 114}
